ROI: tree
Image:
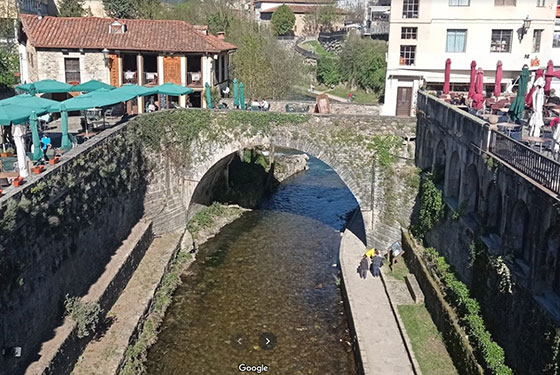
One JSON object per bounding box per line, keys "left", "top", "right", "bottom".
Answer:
{"left": 304, "top": 4, "right": 340, "bottom": 33}
{"left": 316, "top": 57, "right": 340, "bottom": 86}
{"left": 135, "top": 0, "right": 163, "bottom": 19}
{"left": 58, "top": 0, "right": 87, "bottom": 17}
{"left": 103, "top": 0, "right": 137, "bottom": 18}
{"left": 271, "top": 4, "right": 295, "bottom": 36}
{"left": 338, "top": 35, "right": 386, "bottom": 93}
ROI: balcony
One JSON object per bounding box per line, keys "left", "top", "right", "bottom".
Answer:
{"left": 123, "top": 71, "right": 138, "bottom": 85}
{"left": 144, "top": 72, "right": 158, "bottom": 85}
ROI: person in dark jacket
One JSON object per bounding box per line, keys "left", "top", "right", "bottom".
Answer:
{"left": 359, "top": 255, "right": 369, "bottom": 279}
{"left": 371, "top": 250, "right": 383, "bottom": 277}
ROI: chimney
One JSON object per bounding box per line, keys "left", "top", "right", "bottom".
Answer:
{"left": 217, "top": 32, "right": 226, "bottom": 40}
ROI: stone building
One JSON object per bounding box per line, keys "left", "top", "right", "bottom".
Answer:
{"left": 17, "top": 14, "right": 237, "bottom": 108}
{"left": 382, "top": 0, "right": 557, "bottom": 117}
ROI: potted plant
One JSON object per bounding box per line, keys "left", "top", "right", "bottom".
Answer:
{"left": 32, "top": 165, "right": 45, "bottom": 174}
{"left": 1, "top": 147, "right": 14, "bottom": 157}
{"left": 49, "top": 156, "right": 60, "bottom": 165}
{"left": 13, "top": 177, "right": 24, "bottom": 187}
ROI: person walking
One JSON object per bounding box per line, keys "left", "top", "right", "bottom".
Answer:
{"left": 359, "top": 255, "right": 369, "bottom": 279}
{"left": 371, "top": 250, "right": 383, "bottom": 277}
{"left": 365, "top": 248, "right": 376, "bottom": 260}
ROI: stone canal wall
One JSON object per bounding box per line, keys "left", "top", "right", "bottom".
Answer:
{"left": 0, "top": 124, "right": 149, "bottom": 375}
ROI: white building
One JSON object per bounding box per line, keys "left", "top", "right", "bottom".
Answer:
{"left": 382, "top": 0, "right": 557, "bottom": 117}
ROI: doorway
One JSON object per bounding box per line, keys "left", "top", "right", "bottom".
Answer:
{"left": 396, "top": 86, "right": 412, "bottom": 117}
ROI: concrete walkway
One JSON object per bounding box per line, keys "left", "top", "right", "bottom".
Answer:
{"left": 340, "top": 228, "right": 415, "bottom": 375}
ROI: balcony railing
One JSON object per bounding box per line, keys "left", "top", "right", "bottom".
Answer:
{"left": 187, "top": 72, "right": 202, "bottom": 86}
{"left": 489, "top": 130, "right": 560, "bottom": 195}
{"left": 144, "top": 72, "right": 158, "bottom": 85}
{"left": 123, "top": 71, "right": 138, "bottom": 84}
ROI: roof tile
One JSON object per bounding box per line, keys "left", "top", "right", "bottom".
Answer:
{"left": 20, "top": 14, "right": 236, "bottom": 53}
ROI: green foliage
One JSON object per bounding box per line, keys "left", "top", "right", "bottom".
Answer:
{"left": 209, "top": 86, "right": 221, "bottom": 107}
{"left": 317, "top": 57, "right": 340, "bottom": 86}
{"left": 423, "top": 248, "right": 513, "bottom": 375}
{"left": 0, "top": 48, "right": 19, "bottom": 88}
{"left": 58, "top": 0, "right": 88, "bottom": 17}
{"left": 135, "top": 0, "right": 163, "bottom": 18}
{"left": 187, "top": 202, "right": 226, "bottom": 236}
{"left": 411, "top": 173, "right": 444, "bottom": 239}
{"left": 489, "top": 256, "right": 513, "bottom": 294}
{"left": 64, "top": 295, "right": 101, "bottom": 338}
{"left": 338, "top": 35, "right": 387, "bottom": 94}
{"left": 271, "top": 4, "right": 295, "bottom": 36}
{"left": 303, "top": 5, "right": 341, "bottom": 33}
{"left": 103, "top": 0, "right": 137, "bottom": 18}
{"left": 452, "top": 200, "right": 467, "bottom": 220}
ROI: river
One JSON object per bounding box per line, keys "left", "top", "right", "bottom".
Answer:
{"left": 145, "top": 151, "right": 360, "bottom": 375}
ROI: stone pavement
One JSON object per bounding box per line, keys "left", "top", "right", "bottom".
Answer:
{"left": 340, "top": 228, "right": 415, "bottom": 375}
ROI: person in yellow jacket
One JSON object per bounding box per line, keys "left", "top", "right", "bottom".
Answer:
{"left": 365, "top": 248, "right": 376, "bottom": 260}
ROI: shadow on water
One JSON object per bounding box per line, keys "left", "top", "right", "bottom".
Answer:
{"left": 145, "top": 153, "right": 361, "bottom": 375}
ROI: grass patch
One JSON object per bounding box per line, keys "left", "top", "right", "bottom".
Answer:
{"left": 302, "top": 40, "right": 333, "bottom": 57}
{"left": 187, "top": 202, "right": 227, "bottom": 238}
{"left": 327, "top": 87, "right": 378, "bottom": 104}
{"left": 398, "top": 304, "right": 458, "bottom": 375}
{"left": 388, "top": 259, "right": 410, "bottom": 282}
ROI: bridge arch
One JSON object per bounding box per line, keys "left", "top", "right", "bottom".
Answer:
{"left": 484, "top": 181, "right": 502, "bottom": 234}
{"left": 446, "top": 151, "right": 461, "bottom": 202}
{"left": 462, "top": 163, "right": 479, "bottom": 214}
{"left": 433, "top": 139, "right": 446, "bottom": 184}
{"left": 421, "top": 130, "right": 433, "bottom": 170}
{"left": 508, "top": 199, "right": 531, "bottom": 264}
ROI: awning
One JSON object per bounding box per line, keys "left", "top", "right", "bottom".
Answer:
{"left": 17, "top": 79, "right": 74, "bottom": 94}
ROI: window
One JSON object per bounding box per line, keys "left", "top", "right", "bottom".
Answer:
{"left": 401, "top": 27, "right": 417, "bottom": 39}
{"left": 64, "top": 58, "right": 80, "bottom": 84}
{"left": 490, "top": 30, "right": 512, "bottom": 52}
{"left": 537, "top": 0, "right": 545, "bottom": 6}
{"left": 446, "top": 29, "right": 467, "bottom": 52}
{"left": 554, "top": 30, "right": 560, "bottom": 48}
{"left": 494, "top": 0, "right": 516, "bottom": 5}
{"left": 402, "top": 0, "right": 419, "bottom": 18}
{"left": 400, "top": 45, "right": 416, "bottom": 65}
{"left": 449, "top": 0, "right": 469, "bottom": 5}
{"left": 533, "top": 29, "right": 543, "bottom": 53}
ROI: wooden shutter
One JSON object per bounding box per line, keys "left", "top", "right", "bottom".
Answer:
{"left": 163, "top": 56, "right": 181, "bottom": 85}
{"left": 109, "top": 54, "right": 119, "bottom": 87}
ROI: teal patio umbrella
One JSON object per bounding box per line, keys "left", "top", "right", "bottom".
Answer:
{"left": 49, "top": 88, "right": 118, "bottom": 112}
{"left": 205, "top": 83, "right": 213, "bottom": 109}
{"left": 239, "top": 82, "right": 245, "bottom": 110}
{"left": 155, "top": 82, "right": 194, "bottom": 96}
{"left": 0, "top": 103, "right": 46, "bottom": 125}
{"left": 71, "top": 80, "right": 115, "bottom": 92}
{"left": 17, "top": 79, "right": 73, "bottom": 94}
{"left": 60, "top": 103, "right": 72, "bottom": 151}
{"left": 509, "top": 66, "right": 530, "bottom": 123}
{"left": 1, "top": 94, "right": 59, "bottom": 110}
{"left": 233, "top": 78, "right": 239, "bottom": 108}
{"left": 108, "top": 84, "right": 157, "bottom": 102}
{"left": 29, "top": 111, "right": 43, "bottom": 161}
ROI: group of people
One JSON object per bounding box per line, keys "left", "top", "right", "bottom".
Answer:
{"left": 358, "top": 248, "right": 383, "bottom": 279}
{"left": 249, "top": 98, "right": 270, "bottom": 111}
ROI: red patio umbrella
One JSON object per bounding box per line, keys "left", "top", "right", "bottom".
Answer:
{"left": 493, "top": 61, "right": 503, "bottom": 98}
{"left": 475, "top": 68, "right": 484, "bottom": 95}
{"left": 468, "top": 60, "right": 477, "bottom": 99}
{"left": 545, "top": 60, "right": 554, "bottom": 94}
{"left": 443, "top": 58, "right": 451, "bottom": 94}
{"left": 526, "top": 69, "right": 544, "bottom": 107}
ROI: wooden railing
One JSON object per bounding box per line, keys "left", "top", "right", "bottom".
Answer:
{"left": 489, "top": 130, "right": 560, "bottom": 195}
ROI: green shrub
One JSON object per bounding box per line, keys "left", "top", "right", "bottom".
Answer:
{"left": 412, "top": 173, "right": 444, "bottom": 239}
{"left": 316, "top": 57, "right": 341, "bottom": 86}
{"left": 425, "top": 247, "right": 513, "bottom": 374}
{"left": 271, "top": 4, "right": 295, "bottom": 36}
{"left": 64, "top": 295, "right": 101, "bottom": 338}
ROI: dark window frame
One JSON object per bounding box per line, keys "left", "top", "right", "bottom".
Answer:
{"left": 446, "top": 29, "right": 467, "bottom": 53}
{"left": 449, "top": 0, "right": 470, "bottom": 6}
{"left": 400, "top": 45, "right": 416, "bottom": 66}
{"left": 533, "top": 29, "right": 543, "bottom": 53}
{"left": 402, "top": 0, "right": 419, "bottom": 18}
{"left": 64, "top": 57, "right": 81, "bottom": 84}
{"left": 401, "top": 27, "right": 418, "bottom": 39}
{"left": 490, "top": 29, "right": 513, "bottom": 53}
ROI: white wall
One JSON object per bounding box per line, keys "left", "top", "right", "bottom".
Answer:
{"left": 382, "top": 0, "right": 557, "bottom": 116}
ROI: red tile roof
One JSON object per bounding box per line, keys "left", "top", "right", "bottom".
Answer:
{"left": 20, "top": 14, "right": 236, "bottom": 53}
{"left": 260, "top": 4, "right": 346, "bottom": 14}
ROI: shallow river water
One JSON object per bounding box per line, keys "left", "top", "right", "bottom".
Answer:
{"left": 145, "top": 153, "right": 359, "bottom": 375}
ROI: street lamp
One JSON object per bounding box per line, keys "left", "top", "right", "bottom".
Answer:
{"left": 102, "top": 48, "right": 109, "bottom": 66}
{"left": 518, "top": 15, "right": 532, "bottom": 42}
